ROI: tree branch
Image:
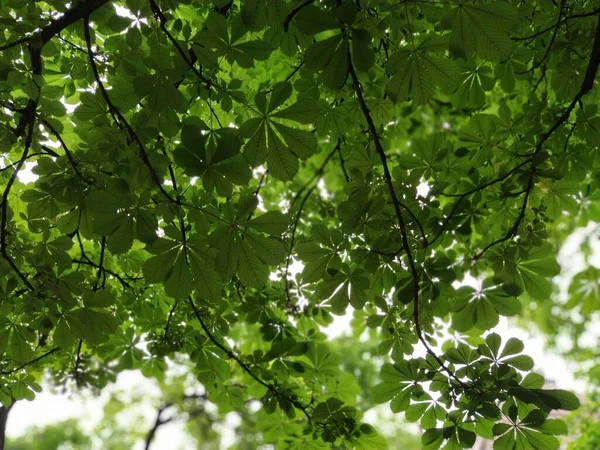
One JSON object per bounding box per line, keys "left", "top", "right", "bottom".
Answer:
{"left": 144, "top": 404, "right": 174, "bottom": 450}
{"left": 83, "top": 17, "right": 176, "bottom": 203}
{"left": 0, "top": 347, "right": 60, "bottom": 375}
{"left": 519, "top": 0, "right": 567, "bottom": 74}
{"left": 187, "top": 297, "right": 311, "bottom": 422}
{"left": 511, "top": 7, "right": 600, "bottom": 41}
{"left": 348, "top": 52, "right": 467, "bottom": 388}
{"left": 284, "top": 142, "right": 339, "bottom": 307}
{"left": 162, "top": 299, "right": 179, "bottom": 342}
{"left": 0, "top": 37, "right": 30, "bottom": 51}
{"left": 474, "top": 11, "right": 600, "bottom": 259}
{"left": 284, "top": 0, "right": 316, "bottom": 32}
{"left": 148, "top": 0, "right": 261, "bottom": 115}
{"left": 72, "top": 259, "right": 137, "bottom": 289}
{"left": 40, "top": 118, "right": 87, "bottom": 180}
{"left": 73, "top": 340, "right": 83, "bottom": 388}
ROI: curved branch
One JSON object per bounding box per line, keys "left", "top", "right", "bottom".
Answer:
{"left": 284, "top": 0, "right": 316, "bottom": 32}
{"left": 519, "top": 0, "right": 567, "bottom": 74}
{"left": 474, "top": 12, "right": 600, "bottom": 259}
{"left": 511, "top": 7, "right": 600, "bottom": 41}
{"left": 187, "top": 297, "right": 311, "bottom": 422}
{"left": 40, "top": 119, "right": 87, "bottom": 180}
{"left": 83, "top": 17, "right": 176, "bottom": 203}
{"left": 284, "top": 142, "right": 339, "bottom": 306}
{"left": 148, "top": 0, "right": 261, "bottom": 116}
{"left": 348, "top": 52, "right": 467, "bottom": 389}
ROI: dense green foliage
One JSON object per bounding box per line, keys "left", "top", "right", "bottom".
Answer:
{"left": 2, "top": 0, "right": 600, "bottom": 448}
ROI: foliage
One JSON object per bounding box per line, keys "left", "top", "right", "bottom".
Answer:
{"left": 6, "top": 418, "right": 91, "bottom": 450}
{"left": 565, "top": 395, "right": 600, "bottom": 450}
{"left": 1, "top": 0, "right": 600, "bottom": 448}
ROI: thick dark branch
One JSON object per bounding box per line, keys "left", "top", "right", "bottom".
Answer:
{"left": 348, "top": 54, "right": 467, "bottom": 388}
{"left": 0, "top": 125, "right": 35, "bottom": 290}
{"left": 0, "top": 399, "right": 15, "bottom": 450}
{"left": 144, "top": 404, "right": 174, "bottom": 450}
{"left": 578, "top": 11, "right": 600, "bottom": 97}
{"left": 37, "top": 0, "right": 111, "bottom": 47}
{"left": 284, "top": 0, "right": 316, "bottom": 32}
{"left": 187, "top": 297, "right": 311, "bottom": 422}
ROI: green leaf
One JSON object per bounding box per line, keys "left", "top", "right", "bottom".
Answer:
{"left": 143, "top": 248, "right": 178, "bottom": 283}
{"left": 503, "top": 354, "right": 534, "bottom": 371}
{"left": 266, "top": 124, "right": 298, "bottom": 180}
{"left": 164, "top": 251, "right": 195, "bottom": 299}
{"left": 272, "top": 123, "right": 317, "bottom": 159}
{"left": 294, "top": 5, "right": 340, "bottom": 34}
{"left": 244, "top": 211, "right": 289, "bottom": 236}
{"left": 237, "top": 240, "right": 269, "bottom": 287}
{"left": 188, "top": 250, "right": 222, "bottom": 300}
{"left": 71, "top": 308, "right": 119, "bottom": 345}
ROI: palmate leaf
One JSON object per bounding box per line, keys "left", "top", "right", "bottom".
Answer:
{"left": 164, "top": 251, "right": 195, "bottom": 299}
{"left": 266, "top": 124, "right": 298, "bottom": 181}
{"left": 189, "top": 250, "right": 222, "bottom": 300}
{"left": 272, "top": 122, "right": 317, "bottom": 159}
{"left": 70, "top": 308, "right": 119, "bottom": 345}
{"left": 445, "top": 3, "right": 517, "bottom": 60}
{"left": 387, "top": 46, "right": 460, "bottom": 104}
{"left": 450, "top": 279, "right": 521, "bottom": 332}
{"left": 243, "top": 211, "right": 289, "bottom": 236}
{"left": 293, "top": 4, "right": 340, "bottom": 35}
{"left": 238, "top": 239, "right": 269, "bottom": 287}
{"left": 1, "top": 0, "right": 595, "bottom": 446}
{"left": 372, "top": 361, "right": 423, "bottom": 412}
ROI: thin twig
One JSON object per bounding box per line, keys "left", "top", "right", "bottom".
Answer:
{"left": 284, "top": 143, "right": 339, "bottom": 306}
{"left": 0, "top": 37, "right": 30, "bottom": 51}
{"left": 74, "top": 340, "right": 83, "bottom": 388}
{"left": 162, "top": 299, "right": 179, "bottom": 342}
{"left": 72, "top": 259, "right": 136, "bottom": 289}
{"left": 0, "top": 347, "right": 60, "bottom": 375}
{"left": 187, "top": 297, "right": 311, "bottom": 422}
{"left": 519, "top": 0, "right": 566, "bottom": 74}
{"left": 83, "top": 17, "right": 176, "bottom": 203}
{"left": 474, "top": 11, "right": 600, "bottom": 259}
{"left": 511, "top": 7, "right": 600, "bottom": 41}
{"left": 148, "top": 0, "right": 261, "bottom": 116}
{"left": 337, "top": 144, "right": 351, "bottom": 182}
{"left": 40, "top": 118, "right": 86, "bottom": 180}
{"left": 144, "top": 404, "right": 174, "bottom": 450}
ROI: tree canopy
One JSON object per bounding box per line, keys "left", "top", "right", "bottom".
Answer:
{"left": 1, "top": 0, "right": 600, "bottom": 448}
